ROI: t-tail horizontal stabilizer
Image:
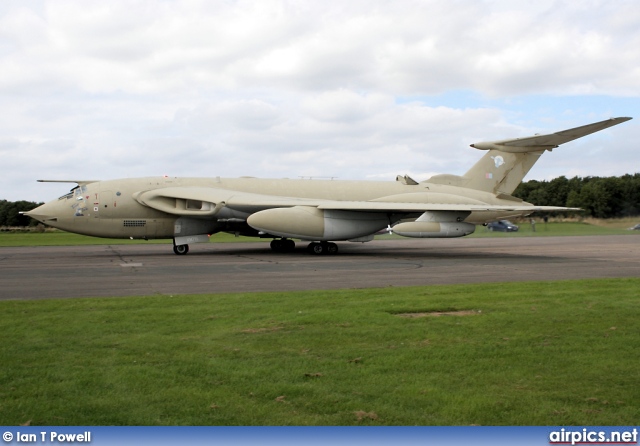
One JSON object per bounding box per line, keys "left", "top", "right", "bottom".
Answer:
{"left": 430, "top": 117, "right": 632, "bottom": 195}
{"left": 470, "top": 117, "right": 632, "bottom": 153}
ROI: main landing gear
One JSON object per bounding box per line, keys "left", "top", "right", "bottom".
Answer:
{"left": 269, "top": 239, "right": 339, "bottom": 255}
{"left": 306, "top": 241, "right": 338, "bottom": 255}
{"left": 270, "top": 238, "right": 296, "bottom": 253}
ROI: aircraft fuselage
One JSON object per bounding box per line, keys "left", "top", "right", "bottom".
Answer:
{"left": 25, "top": 117, "right": 631, "bottom": 254}
{"left": 28, "top": 176, "right": 526, "bottom": 240}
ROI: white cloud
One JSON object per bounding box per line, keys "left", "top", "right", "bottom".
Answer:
{"left": 0, "top": 0, "right": 638, "bottom": 202}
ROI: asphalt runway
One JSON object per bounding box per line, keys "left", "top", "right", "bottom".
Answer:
{"left": 1, "top": 235, "right": 638, "bottom": 300}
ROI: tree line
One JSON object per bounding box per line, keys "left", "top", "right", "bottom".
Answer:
{"left": 513, "top": 174, "right": 640, "bottom": 218}
{"left": 0, "top": 200, "right": 42, "bottom": 227}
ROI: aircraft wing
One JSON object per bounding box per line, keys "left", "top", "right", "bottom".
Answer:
{"left": 134, "top": 186, "right": 578, "bottom": 217}
{"left": 317, "top": 202, "right": 578, "bottom": 213}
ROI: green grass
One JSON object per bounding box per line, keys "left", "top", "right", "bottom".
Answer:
{"left": 1, "top": 278, "right": 638, "bottom": 425}
{"left": 469, "top": 221, "right": 638, "bottom": 237}
{"left": 1, "top": 222, "right": 638, "bottom": 247}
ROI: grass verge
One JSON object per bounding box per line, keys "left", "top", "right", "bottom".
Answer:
{"left": 1, "top": 222, "right": 638, "bottom": 247}
{"left": 469, "top": 221, "right": 638, "bottom": 237}
{"left": 0, "top": 278, "right": 638, "bottom": 425}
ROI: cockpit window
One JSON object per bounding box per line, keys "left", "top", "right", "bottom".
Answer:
{"left": 58, "top": 185, "right": 87, "bottom": 200}
{"left": 74, "top": 185, "right": 87, "bottom": 200}
{"left": 58, "top": 185, "right": 88, "bottom": 201}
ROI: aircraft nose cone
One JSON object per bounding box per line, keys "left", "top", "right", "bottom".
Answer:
{"left": 24, "top": 201, "right": 60, "bottom": 224}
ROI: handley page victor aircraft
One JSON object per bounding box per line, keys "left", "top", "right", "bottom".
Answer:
{"left": 26, "top": 117, "right": 631, "bottom": 255}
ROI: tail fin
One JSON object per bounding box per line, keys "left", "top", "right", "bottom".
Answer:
{"left": 460, "top": 149, "right": 543, "bottom": 195}
{"left": 454, "top": 117, "right": 632, "bottom": 195}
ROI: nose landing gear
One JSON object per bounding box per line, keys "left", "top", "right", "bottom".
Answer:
{"left": 173, "top": 242, "right": 189, "bottom": 255}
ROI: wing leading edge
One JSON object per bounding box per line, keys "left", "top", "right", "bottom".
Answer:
{"left": 134, "top": 186, "right": 576, "bottom": 216}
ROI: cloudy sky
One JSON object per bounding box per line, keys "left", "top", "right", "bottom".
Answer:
{"left": 1, "top": 0, "right": 638, "bottom": 202}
